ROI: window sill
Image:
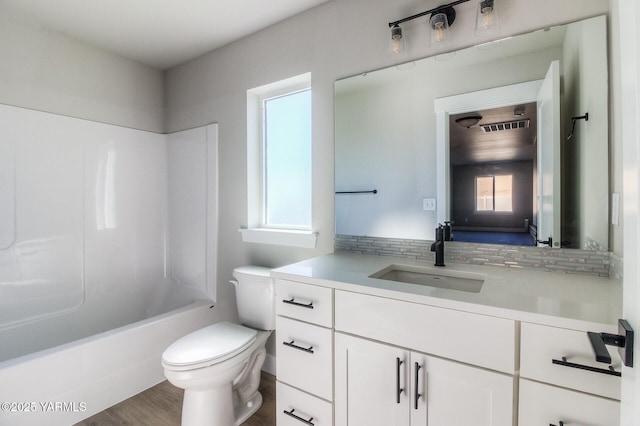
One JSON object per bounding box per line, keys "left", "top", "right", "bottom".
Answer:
{"left": 239, "top": 228, "right": 318, "bottom": 248}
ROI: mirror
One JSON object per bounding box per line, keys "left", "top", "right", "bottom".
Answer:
{"left": 335, "top": 15, "right": 608, "bottom": 250}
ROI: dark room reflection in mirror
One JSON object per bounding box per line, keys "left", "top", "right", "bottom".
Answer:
{"left": 449, "top": 103, "right": 537, "bottom": 247}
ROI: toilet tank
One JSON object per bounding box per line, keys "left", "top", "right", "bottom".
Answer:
{"left": 232, "top": 266, "right": 275, "bottom": 330}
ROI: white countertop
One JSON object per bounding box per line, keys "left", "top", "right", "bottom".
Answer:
{"left": 271, "top": 252, "right": 622, "bottom": 331}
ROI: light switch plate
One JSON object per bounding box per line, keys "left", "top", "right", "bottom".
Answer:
{"left": 423, "top": 198, "right": 436, "bottom": 211}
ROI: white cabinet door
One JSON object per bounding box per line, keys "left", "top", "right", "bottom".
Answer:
{"left": 336, "top": 333, "right": 514, "bottom": 426}
{"left": 335, "top": 333, "right": 410, "bottom": 426}
{"left": 410, "top": 352, "right": 514, "bottom": 426}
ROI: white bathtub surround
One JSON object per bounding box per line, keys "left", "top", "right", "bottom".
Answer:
{"left": 0, "top": 104, "right": 220, "bottom": 425}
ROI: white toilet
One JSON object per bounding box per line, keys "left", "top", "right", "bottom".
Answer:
{"left": 162, "top": 266, "right": 275, "bottom": 426}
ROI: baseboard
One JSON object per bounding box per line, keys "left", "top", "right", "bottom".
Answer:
{"left": 262, "top": 353, "right": 276, "bottom": 376}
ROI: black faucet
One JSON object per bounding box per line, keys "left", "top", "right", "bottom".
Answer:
{"left": 443, "top": 220, "right": 453, "bottom": 241}
{"left": 431, "top": 224, "right": 445, "bottom": 267}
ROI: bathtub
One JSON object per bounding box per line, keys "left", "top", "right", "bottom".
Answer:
{"left": 0, "top": 296, "right": 217, "bottom": 426}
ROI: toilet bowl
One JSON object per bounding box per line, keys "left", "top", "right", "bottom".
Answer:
{"left": 162, "top": 266, "right": 275, "bottom": 426}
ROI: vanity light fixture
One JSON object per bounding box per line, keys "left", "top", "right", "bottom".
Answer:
{"left": 388, "top": 0, "right": 499, "bottom": 52}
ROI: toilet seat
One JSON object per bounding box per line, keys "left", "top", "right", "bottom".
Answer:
{"left": 162, "top": 322, "right": 257, "bottom": 371}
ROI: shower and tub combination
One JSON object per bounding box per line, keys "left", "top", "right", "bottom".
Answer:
{"left": 0, "top": 104, "right": 219, "bottom": 425}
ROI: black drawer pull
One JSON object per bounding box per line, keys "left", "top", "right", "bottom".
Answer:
{"left": 283, "top": 340, "right": 314, "bottom": 354}
{"left": 549, "top": 422, "right": 564, "bottom": 426}
{"left": 283, "top": 297, "right": 314, "bottom": 309}
{"left": 283, "top": 408, "right": 315, "bottom": 425}
{"left": 552, "top": 357, "right": 621, "bottom": 377}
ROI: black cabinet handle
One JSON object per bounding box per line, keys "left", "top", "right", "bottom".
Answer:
{"left": 283, "top": 408, "right": 315, "bottom": 425}
{"left": 549, "top": 422, "right": 564, "bottom": 426}
{"left": 414, "top": 362, "right": 422, "bottom": 410}
{"left": 283, "top": 340, "right": 314, "bottom": 354}
{"left": 552, "top": 357, "right": 621, "bottom": 377}
{"left": 396, "top": 357, "right": 404, "bottom": 403}
{"left": 283, "top": 297, "right": 314, "bottom": 309}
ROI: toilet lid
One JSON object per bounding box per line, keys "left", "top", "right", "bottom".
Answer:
{"left": 162, "top": 322, "right": 257, "bottom": 367}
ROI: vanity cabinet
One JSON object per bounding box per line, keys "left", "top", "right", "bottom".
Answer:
{"left": 271, "top": 255, "right": 622, "bottom": 426}
{"left": 335, "top": 333, "right": 514, "bottom": 426}
{"left": 275, "top": 279, "right": 334, "bottom": 426}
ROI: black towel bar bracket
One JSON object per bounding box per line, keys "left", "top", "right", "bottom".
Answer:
{"left": 567, "top": 112, "right": 589, "bottom": 140}
{"left": 587, "top": 318, "right": 634, "bottom": 368}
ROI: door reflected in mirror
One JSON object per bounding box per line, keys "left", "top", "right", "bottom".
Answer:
{"left": 335, "top": 15, "right": 608, "bottom": 251}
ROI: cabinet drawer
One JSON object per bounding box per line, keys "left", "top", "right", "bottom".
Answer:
{"left": 520, "top": 322, "right": 621, "bottom": 400}
{"left": 276, "top": 279, "right": 333, "bottom": 327}
{"left": 335, "top": 290, "right": 516, "bottom": 373}
{"left": 277, "top": 381, "right": 333, "bottom": 426}
{"left": 276, "top": 316, "right": 333, "bottom": 400}
{"left": 518, "top": 379, "right": 619, "bottom": 426}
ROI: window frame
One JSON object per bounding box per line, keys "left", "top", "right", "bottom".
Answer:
{"left": 241, "top": 73, "right": 317, "bottom": 248}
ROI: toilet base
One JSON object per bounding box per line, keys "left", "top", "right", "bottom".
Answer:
{"left": 234, "top": 391, "right": 263, "bottom": 425}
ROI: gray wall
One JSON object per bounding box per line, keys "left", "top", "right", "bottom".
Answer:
{"left": 0, "top": 12, "right": 164, "bottom": 132}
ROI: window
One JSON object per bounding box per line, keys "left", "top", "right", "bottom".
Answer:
{"left": 243, "top": 73, "right": 317, "bottom": 247}
{"left": 475, "top": 175, "right": 513, "bottom": 212}
{"left": 262, "top": 89, "right": 311, "bottom": 228}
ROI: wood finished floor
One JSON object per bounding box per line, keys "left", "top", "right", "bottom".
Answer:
{"left": 75, "top": 372, "right": 276, "bottom": 426}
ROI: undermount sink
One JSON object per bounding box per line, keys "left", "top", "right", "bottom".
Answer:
{"left": 369, "top": 264, "right": 485, "bottom": 293}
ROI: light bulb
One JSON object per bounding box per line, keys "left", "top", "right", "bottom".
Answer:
{"left": 390, "top": 25, "right": 405, "bottom": 54}
{"left": 480, "top": 5, "right": 494, "bottom": 29}
{"left": 476, "top": 0, "right": 499, "bottom": 34}
{"left": 434, "top": 22, "right": 446, "bottom": 42}
{"left": 429, "top": 13, "right": 450, "bottom": 45}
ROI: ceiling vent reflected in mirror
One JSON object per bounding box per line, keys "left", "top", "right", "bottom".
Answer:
{"left": 481, "top": 119, "right": 530, "bottom": 133}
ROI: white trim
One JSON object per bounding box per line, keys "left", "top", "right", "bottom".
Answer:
{"left": 239, "top": 228, "right": 318, "bottom": 248}
{"left": 434, "top": 80, "right": 543, "bottom": 224}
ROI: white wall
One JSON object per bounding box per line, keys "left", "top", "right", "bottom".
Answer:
{"left": 164, "top": 0, "right": 611, "bottom": 321}
{"left": 0, "top": 12, "right": 164, "bottom": 132}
